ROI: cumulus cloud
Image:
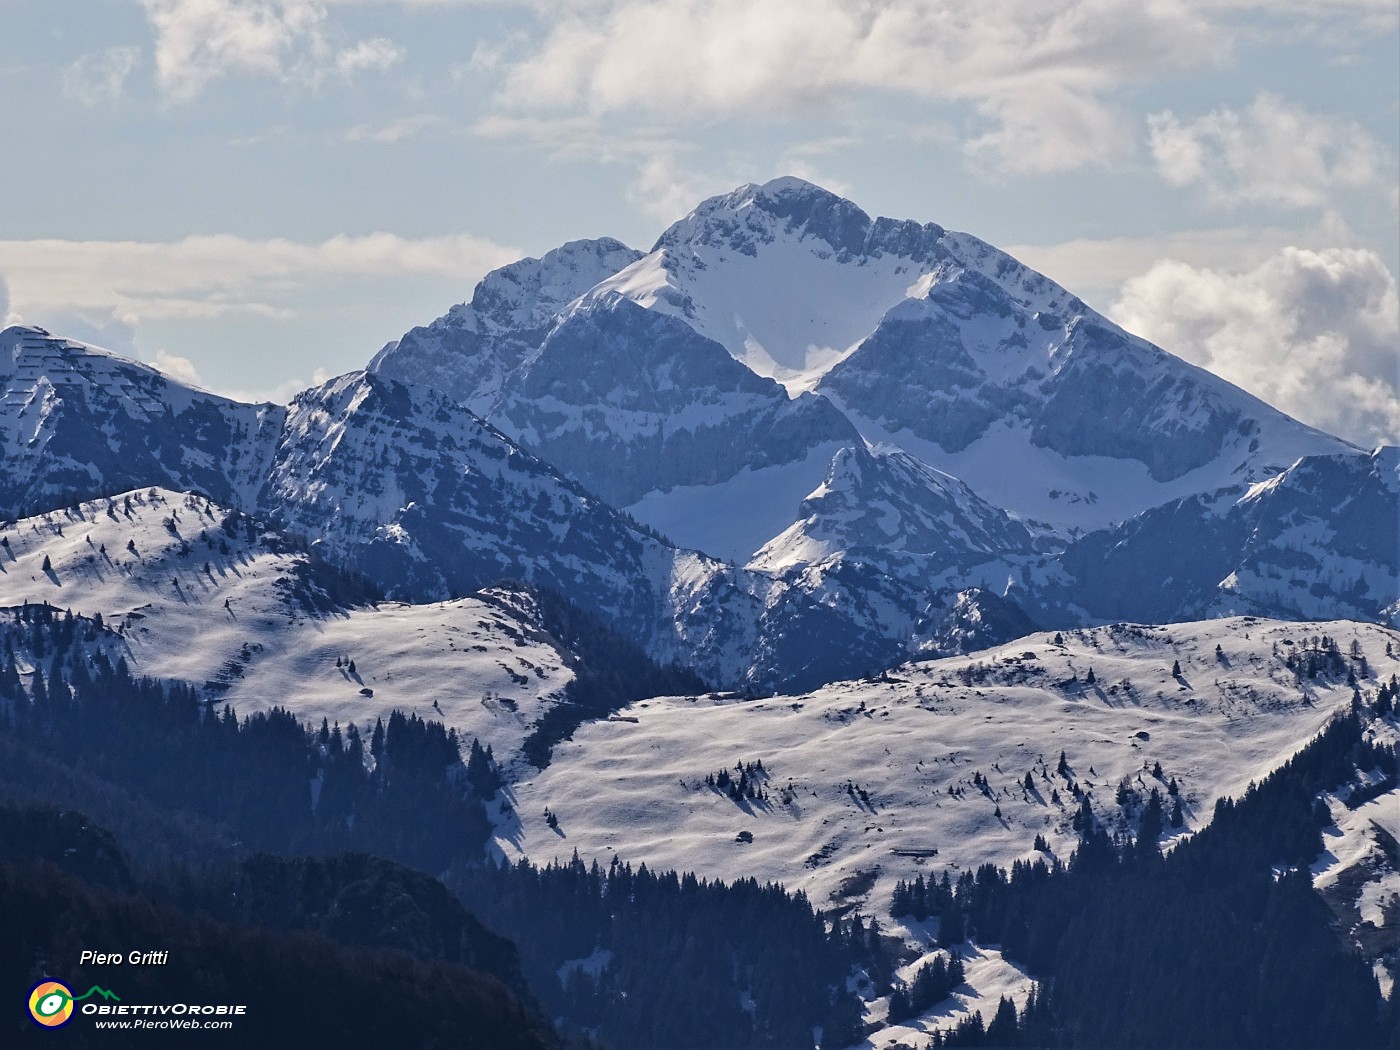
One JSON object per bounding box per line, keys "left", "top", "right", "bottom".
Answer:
{"left": 61, "top": 47, "right": 141, "bottom": 106}
{"left": 1111, "top": 247, "right": 1400, "bottom": 447}
{"left": 1148, "top": 93, "right": 1392, "bottom": 209}
{"left": 0, "top": 232, "right": 518, "bottom": 327}
{"left": 1006, "top": 216, "right": 1362, "bottom": 308}
{"left": 491, "top": 0, "right": 1222, "bottom": 174}
{"left": 140, "top": 0, "right": 404, "bottom": 99}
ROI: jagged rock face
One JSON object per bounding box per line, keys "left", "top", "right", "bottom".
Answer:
{"left": 369, "top": 238, "right": 644, "bottom": 413}
{"left": 652, "top": 176, "right": 948, "bottom": 264}
{"left": 811, "top": 275, "right": 1031, "bottom": 455}
{"left": 1040, "top": 447, "right": 1400, "bottom": 625}
{"left": 492, "top": 295, "right": 858, "bottom": 506}
{"left": 0, "top": 327, "right": 282, "bottom": 519}
{"left": 258, "top": 372, "right": 894, "bottom": 693}
{"left": 1027, "top": 322, "right": 1247, "bottom": 481}
{"left": 914, "top": 588, "right": 1040, "bottom": 658}
{"left": 261, "top": 371, "right": 661, "bottom": 614}
{"left": 751, "top": 444, "right": 1037, "bottom": 573}
{"left": 743, "top": 445, "right": 1041, "bottom": 661}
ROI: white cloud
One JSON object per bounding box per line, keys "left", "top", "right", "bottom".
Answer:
{"left": 334, "top": 37, "right": 404, "bottom": 76}
{"left": 0, "top": 232, "right": 518, "bottom": 326}
{"left": 1006, "top": 216, "right": 1360, "bottom": 304}
{"left": 61, "top": 46, "right": 140, "bottom": 106}
{"left": 150, "top": 349, "right": 205, "bottom": 386}
{"left": 342, "top": 113, "right": 442, "bottom": 143}
{"left": 1110, "top": 247, "right": 1400, "bottom": 447}
{"left": 625, "top": 149, "right": 734, "bottom": 224}
{"left": 140, "top": 0, "right": 404, "bottom": 99}
{"left": 473, "top": 113, "right": 742, "bottom": 224}
{"left": 1148, "top": 93, "right": 1393, "bottom": 209}
{"left": 142, "top": 350, "right": 328, "bottom": 404}
{"left": 963, "top": 84, "right": 1133, "bottom": 177}
{"left": 219, "top": 367, "right": 333, "bottom": 406}
{"left": 492, "top": 0, "right": 1223, "bottom": 174}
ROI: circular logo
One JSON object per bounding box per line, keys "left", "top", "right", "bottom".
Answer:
{"left": 28, "top": 981, "right": 75, "bottom": 1028}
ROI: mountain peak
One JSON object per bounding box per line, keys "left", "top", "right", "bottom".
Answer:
{"left": 653, "top": 177, "right": 928, "bottom": 264}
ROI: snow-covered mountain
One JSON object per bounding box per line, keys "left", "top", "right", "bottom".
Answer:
{"left": 3, "top": 178, "right": 1392, "bottom": 701}
{"left": 485, "top": 293, "right": 858, "bottom": 512}
{"left": 586, "top": 176, "right": 951, "bottom": 390}
{"left": 0, "top": 326, "right": 282, "bottom": 517}
{"left": 0, "top": 336, "right": 904, "bottom": 692}
{"left": 369, "top": 237, "right": 645, "bottom": 416}
{"left": 751, "top": 444, "right": 1038, "bottom": 574}
{"left": 739, "top": 444, "right": 1043, "bottom": 658}
{"left": 1038, "top": 444, "right": 1400, "bottom": 626}
{"left": 372, "top": 177, "right": 1358, "bottom": 555}
{"left": 817, "top": 259, "right": 1353, "bottom": 534}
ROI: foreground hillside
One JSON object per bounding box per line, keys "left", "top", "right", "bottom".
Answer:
{"left": 512, "top": 617, "right": 1399, "bottom": 960}
{"left": 0, "top": 489, "right": 581, "bottom": 765}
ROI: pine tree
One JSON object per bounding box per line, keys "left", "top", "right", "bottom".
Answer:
{"left": 987, "top": 995, "right": 1018, "bottom": 1045}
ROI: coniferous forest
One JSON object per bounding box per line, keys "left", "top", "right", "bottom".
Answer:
{"left": 887, "top": 706, "right": 1399, "bottom": 1049}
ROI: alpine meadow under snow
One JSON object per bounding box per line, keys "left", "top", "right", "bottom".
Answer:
{"left": 3, "top": 178, "right": 1397, "bottom": 1049}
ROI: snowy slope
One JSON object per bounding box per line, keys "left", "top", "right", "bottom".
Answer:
{"left": 817, "top": 258, "right": 1355, "bottom": 535}
{"left": 0, "top": 489, "right": 576, "bottom": 765}
{"left": 261, "top": 371, "right": 902, "bottom": 691}
{"left": 584, "top": 178, "right": 949, "bottom": 391}
{"left": 509, "top": 618, "right": 1399, "bottom": 923}
{"left": 621, "top": 440, "right": 851, "bottom": 564}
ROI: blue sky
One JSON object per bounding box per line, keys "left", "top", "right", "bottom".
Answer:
{"left": 1, "top": 0, "right": 1396, "bottom": 443}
